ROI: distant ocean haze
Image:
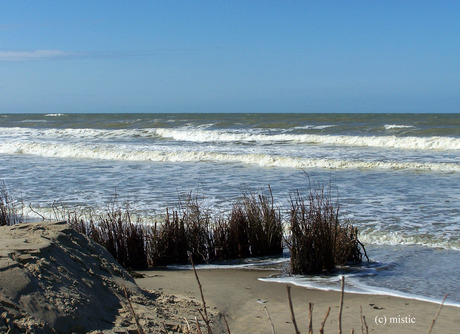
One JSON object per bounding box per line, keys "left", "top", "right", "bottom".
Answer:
{"left": 1, "top": 112, "right": 459, "bottom": 305}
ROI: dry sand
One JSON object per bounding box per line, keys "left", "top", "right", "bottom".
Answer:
{"left": 0, "top": 221, "right": 225, "bottom": 333}
{"left": 136, "top": 268, "right": 460, "bottom": 334}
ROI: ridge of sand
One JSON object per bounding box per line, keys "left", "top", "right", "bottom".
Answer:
{"left": 0, "top": 221, "right": 224, "bottom": 333}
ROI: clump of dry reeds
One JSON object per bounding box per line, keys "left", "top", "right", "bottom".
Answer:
{"left": 52, "top": 187, "right": 285, "bottom": 270}
{"left": 0, "top": 181, "right": 23, "bottom": 226}
{"left": 146, "top": 189, "right": 283, "bottom": 266}
{"left": 212, "top": 186, "right": 283, "bottom": 259}
{"left": 146, "top": 199, "right": 213, "bottom": 266}
{"left": 54, "top": 181, "right": 365, "bottom": 273}
{"left": 6, "top": 176, "right": 364, "bottom": 274}
{"left": 288, "top": 183, "right": 366, "bottom": 275}
{"left": 241, "top": 186, "right": 283, "bottom": 257}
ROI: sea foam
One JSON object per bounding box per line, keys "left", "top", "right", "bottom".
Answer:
{"left": 384, "top": 124, "right": 414, "bottom": 130}
{"left": 2, "top": 141, "right": 459, "bottom": 172}
{"left": 155, "top": 128, "right": 460, "bottom": 151}
{"left": 2, "top": 126, "right": 460, "bottom": 151}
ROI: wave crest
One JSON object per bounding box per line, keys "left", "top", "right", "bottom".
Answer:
{"left": 1, "top": 141, "right": 459, "bottom": 172}
{"left": 155, "top": 128, "right": 460, "bottom": 151}
{"left": 2, "top": 127, "right": 459, "bottom": 151}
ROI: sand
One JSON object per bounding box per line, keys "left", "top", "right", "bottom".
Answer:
{"left": 1, "top": 221, "right": 458, "bottom": 333}
{"left": 0, "top": 221, "right": 225, "bottom": 333}
{"left": 136, "top": 268, "right": 460, "bottom": 334}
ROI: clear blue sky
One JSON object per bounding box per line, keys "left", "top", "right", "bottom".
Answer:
{"left": 1, "top": 1, "right": 459, "bottom": 113}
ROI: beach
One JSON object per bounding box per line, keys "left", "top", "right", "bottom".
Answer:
{"left": 0, "top": 221, "right": 227, "bottom": 333}
{"left": 136, "top": 268, "right": 460, "bottom": 334}
{"left": 1, "top": 220, "right": 458, "bottom": 333}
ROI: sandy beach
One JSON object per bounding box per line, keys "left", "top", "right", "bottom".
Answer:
{"left": 0, "top": 220, "right": 458, "bottom": 333}
{"left": 0, "top": 221, "right": 225, "bottom": 333}
{"left": 136, "top": 268, "right": 460, "bottom": 334}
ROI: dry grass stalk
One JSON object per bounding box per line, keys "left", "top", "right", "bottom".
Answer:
{"left": 123, "top": 286, "right": 145, "bottom": 334}
{"left": 195, "top": 317, "right": 202, "bottom": 334}
{"left": 286, "top": 285, "right": 300, "bottom": 334}
{"left": 222, "top": 314, "right": 231, "bottom": 334}
{"left": 338, "top": 276, "right": 345, "bottom": 334}
{"left": 428, "top": 294, "right": 447, "bottom": 334}
{"left": 319, "top": 307, "right": 331, "bottom": 334}
{"left": 190, "top": 255, "right": 213, "bottom": 334}
{"left": 308, "top": 303, "right": 313, "bottom": 334}
{"left": 183, "top": 317, "right": 192, "bottom": 333}
{"left": 263, "top": 306, "right": 275, "bottom": 334}
{"left": 359, "top": 306, "right": 364, "bottom": 334}
{"left": 363, "top": 316, "right": 368, "bottom": 334}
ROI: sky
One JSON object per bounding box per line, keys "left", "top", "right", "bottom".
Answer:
{"left": 1, "top": 1, "right": 460, "bottom": 114}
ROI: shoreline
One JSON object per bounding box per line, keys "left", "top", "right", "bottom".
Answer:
{"left": 157, "top": 259, "right": 460, "bottom": 309}
{"left": 261, "top": 275, "right": 460, "bottom": 309}
{"left": 136, "top": 268, "right": 460, "bottom": 334}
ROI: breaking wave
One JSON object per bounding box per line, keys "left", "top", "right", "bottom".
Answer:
{"left": 384, "top": 124, "right": 415, "bottom": 130}
{"left": 156, "top": 128, "right": 460, "bottom": 151}
{"left": 359, "top": 229, "right": 460, "bottom": 250}
{"left": 2, "top": 127, "right": 459, "bottom": 151}
{"left": 1, "top": 141, "right": 459, "bottom": 172}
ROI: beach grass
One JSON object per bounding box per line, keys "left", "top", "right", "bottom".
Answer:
{"left": 2, "top": 178, "right": 365, "bottom": 273}
{"left": 288, "top": 183, "right": 367, "bottom": 274}
{"left": 0, "top": 181, "right": 23, "bottom": 226}
{"left": 61, "top": 187, "right": 286, "bottom": 269}
{"left": 55, "top": 184, "right": 365, "bottom": 274}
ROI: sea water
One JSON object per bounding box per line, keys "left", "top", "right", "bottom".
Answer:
{"left": 1, "top": 113, "right": 459, "bottom": 305}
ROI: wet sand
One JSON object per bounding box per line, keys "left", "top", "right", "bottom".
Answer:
{"left": 136, "top": 268, "right": 460, "bottom": 334}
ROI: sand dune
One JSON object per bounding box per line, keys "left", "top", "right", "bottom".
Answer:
{"left": 0, "top": 221, "right": 224, "bottom": 333}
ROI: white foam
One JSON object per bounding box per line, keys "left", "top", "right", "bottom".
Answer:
{"left": 260, "top": 276, "right": 460, "bottom": 307}
{"left": 359, "top": 230, "right": 460, "bottom": 250}
{"left": 44, "top": 113, "right": 65, "bottom": 117}
{"left": 1, "top": 141, "right": 459, "bottom": 172}
{"left": 0, "top": 127, "right": 158, "bottom": 141}
{"left": 2, "top": 126, "right": 460, "bottom": 151}
{"left": 384, "top": 124, "right": 414, "bottom": 130}
{"left": 155, "top": 128, "right": 460, "bottom": 151}
{"left": 291, "top": 125, "right": 336, "bottom": 130}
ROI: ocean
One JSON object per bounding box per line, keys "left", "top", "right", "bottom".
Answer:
{"left": 1, "top": 112, "right": 459, "bottom": 305}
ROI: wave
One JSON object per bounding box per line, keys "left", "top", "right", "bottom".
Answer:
{"left": 384, "top": 124, "right": 414, "bottom": 130}
{"left": 359, "top": 229, "right": 460, "bottom": 250}
{"left": 155, "top": 128, "right": 460, "bottom": 151}
{"left": 2, "top": 141, "right": 459, "bottom": 172}
{"left": 291, "top": 125, "right": 336, "bottom": 130}
{"left": 2, "top": 127, "right": 460, "bottom": 151}
{"left": 44, "top": 113, "right": 65, "bottom": 117}
{"left": 0, "top": 127, "right": 158, "bottom": 140}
